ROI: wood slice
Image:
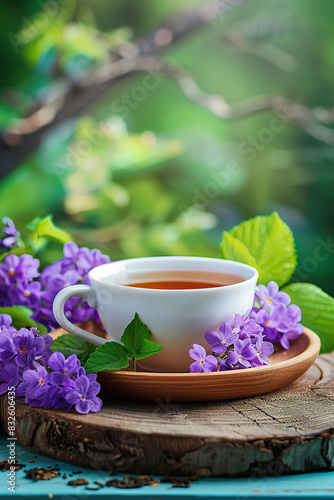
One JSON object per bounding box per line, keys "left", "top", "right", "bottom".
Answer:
{"left": 1, "top": 351, "right": 334, "bottom": 477}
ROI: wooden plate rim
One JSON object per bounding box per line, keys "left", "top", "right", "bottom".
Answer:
{"left": 102, "top": 327, "right": 320, "bottom": 378}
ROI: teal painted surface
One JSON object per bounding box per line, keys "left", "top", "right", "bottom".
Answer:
{"left": 0, "top": 435, "right": 334, "bottom": 499}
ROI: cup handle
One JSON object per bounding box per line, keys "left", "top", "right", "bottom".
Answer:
{"left": 53, "top": 284, "right": 107, "bottom": 347}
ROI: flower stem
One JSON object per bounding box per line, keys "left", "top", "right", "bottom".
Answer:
{"left": 133, "top": 358, "right": 137, "bottom": 371}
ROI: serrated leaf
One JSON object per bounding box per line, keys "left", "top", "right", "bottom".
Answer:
{"left": 221, "top": 233, "right": 259, "bottom": 271}
{"left": 283, "top": 283, "right": 334, "bottom": 353}
{"left": 80, "top": 343, "right": 98, "bottom": 365}
{"left": 0, "top": 305, "right": 47, "bottom": 334}
{"left": 132, "top": 338, "right": 163, "bottom": 360}
{"left": 221, "top": 212, "right": 297, "bottom": 286}
{"left": 120, "top": 312, "right": 163, "bottom": 360}
{"left": 85, "top": 341, "right": 130, "bottom": 373}
{"left": 120, "top": 312, "right": 151, "bottom": 353}
{"left": 50, "top": 334, "right": 97, "bottom": 362}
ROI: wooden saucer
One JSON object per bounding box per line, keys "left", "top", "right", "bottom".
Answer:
{"left": 51, "top": 325, "right": 321, "bottom": 403}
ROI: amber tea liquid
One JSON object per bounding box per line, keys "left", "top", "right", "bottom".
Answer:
{"left": 125, "top": 270, "right": 244, "bottom": 290}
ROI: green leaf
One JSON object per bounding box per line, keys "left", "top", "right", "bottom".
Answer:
{"left": 221, "top": 212, "right": 297, "bottom": 286}
{"left": 120, "top": 312, "right": 151, "bottom": 352}
{"left": 120, "top": 312, "right": 163, "bottom": 360}
{"left": 283, "top": 283, "right": 334, "bottom": 353}
{"left": 50, "top": 334, "right": 97, "bottom": 363}
{"left": 80, "top": 343, "right": 98, "bottom": 365}
{"left": 84, "top": 342, "right": 130, "bottom": 373}
{"left": 27, "top": 215, "right": 72, "bottom": 253}
{"left": 133, "top": 338, "right": 163, "bottom": 360}
{"left": 0, "top": 305, "right": 47, "bottom": 334}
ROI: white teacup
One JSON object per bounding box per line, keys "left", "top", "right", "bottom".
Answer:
{"left": 53, "top": 256, "right": 258, "bottom": 372}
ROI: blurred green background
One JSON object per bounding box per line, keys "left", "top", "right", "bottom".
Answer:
{"left": 0, "top": 0, "right": 333, "bottom": 293}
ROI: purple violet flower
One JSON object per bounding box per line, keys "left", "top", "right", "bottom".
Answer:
{"left": 23, "top": 365, "right": 50, "bottom": 407}
{"left": 62, "top": 242, "right": 110, "bottom": 279}
{"left": 62, "top": 242, "right": 93, "bottom": 273}
{"left": 189, "top": 344, "right": 218, "bottom": 373}
{"left": 252, "top": 333, "right": 274, "bottom": 366}
{"left": 48, "top": 352, "right": 80, "bottom": 384}
{"left": 0, "top": 313, "right": 16, "bottom": 334}
{"left": 0, "top": 327, "right": 52, "bottom": 365}
{"left": 0, "top": 362, "right": 28, "bottom": 397}
{"left": 231, "top": 313, "right": 263, "bottom": 341}
{"left": 251, "top": 304, "right": 286, "bottom": 342}
{"left": 234, "top": 339, "right": 257, "bottom": 368}
{"left": 230, "top": 310, "right": 251, "bottom": 329}
{"left": 219, "top": 350, "right": 239, "bottom": 371}
{"left": 0, "top": 254, "right": 40, "bottom": 285}
{"left": 8, "top": 281, "right": 42, "bottom": 308}
{"left": 276, "top": 304, "right": 304, "bottom": 349}
{"left": 1, "top": 217, "right": 19, "bottom": 248}
{"left": 205, "top": 323, "right": 238, "bottom": 355}
{"left": 255, "top": 281, "right": 291, "bottom": 308}
{"left": 65, "top": 374, "right": 102, "bottom": 414}
{"left": 41, "top": 269, "right": 82, "bottom": 305}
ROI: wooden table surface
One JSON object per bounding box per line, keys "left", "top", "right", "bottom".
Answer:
{"left": 1, "top": 432, "right": 334, "bottom": 499}
{"left": 2, "top": 349, "right": 334, "bottom": 476}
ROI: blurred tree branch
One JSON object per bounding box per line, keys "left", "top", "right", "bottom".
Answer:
{"left": 221, "top": 32, "right": 297, "bottom": 72}
{"left": 1, "top": 0, "right": 334, "bottom": 179}
{"left": 155, "top": 61, "right": 334, "bottom": 145}
{"left": 0, "top": 0, "right": 239, "bottom": 177}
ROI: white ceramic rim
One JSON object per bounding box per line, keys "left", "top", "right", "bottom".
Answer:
{"left": 88, "top": 256, "right": 258, "bottom": 294}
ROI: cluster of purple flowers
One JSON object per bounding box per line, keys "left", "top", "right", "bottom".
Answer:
{"left": 0, "top": 230, "right": 110, "bottom": 330}
{"left": 189, "top": 281, "right": 304, "bottom": 373}
{"left": 0, "top": 314, "right": 102, "bottom": 414}
{"left": 0, "top": 254, "right": 41, "bottom": 309}
{"left": 31, "top": 241, "right": 110, "bottom": 330}
{"left": 190, "top": 314, "right": 274, "bottom": 373}
{"left": 252, "top": 281, "right": 304, "bottom": 350}
{"left": 0, "top": 218, "right": 108, "bottom": 414}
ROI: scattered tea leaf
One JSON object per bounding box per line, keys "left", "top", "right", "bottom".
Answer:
{"left": 221, "top": 212, "right": 297, "bottom": 286}
{"left": 106, "top": 474, "right": 154, "bottom": 488}
{"left": 283, "top": 282, "right": 334, "bottom": 353}
{"left": 160, "top": 476, "right": 192, "bottom": 488}
{"left": 68, "top": 478, "right": 89, "bottom": 486}
{"left": 94, "top": 481, "right": 105, "bottom": 488}
{"left": 25, "top": 467, "right": 60, "bottom": 481}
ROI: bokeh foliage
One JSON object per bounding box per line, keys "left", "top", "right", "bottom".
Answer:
{"left": 0, "top": 0, "right": 333, "bottom": 292}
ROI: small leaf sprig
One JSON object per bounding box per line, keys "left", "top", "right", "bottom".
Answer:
{"left": 84, "top": 313, "right": 163, "bottom": 373}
